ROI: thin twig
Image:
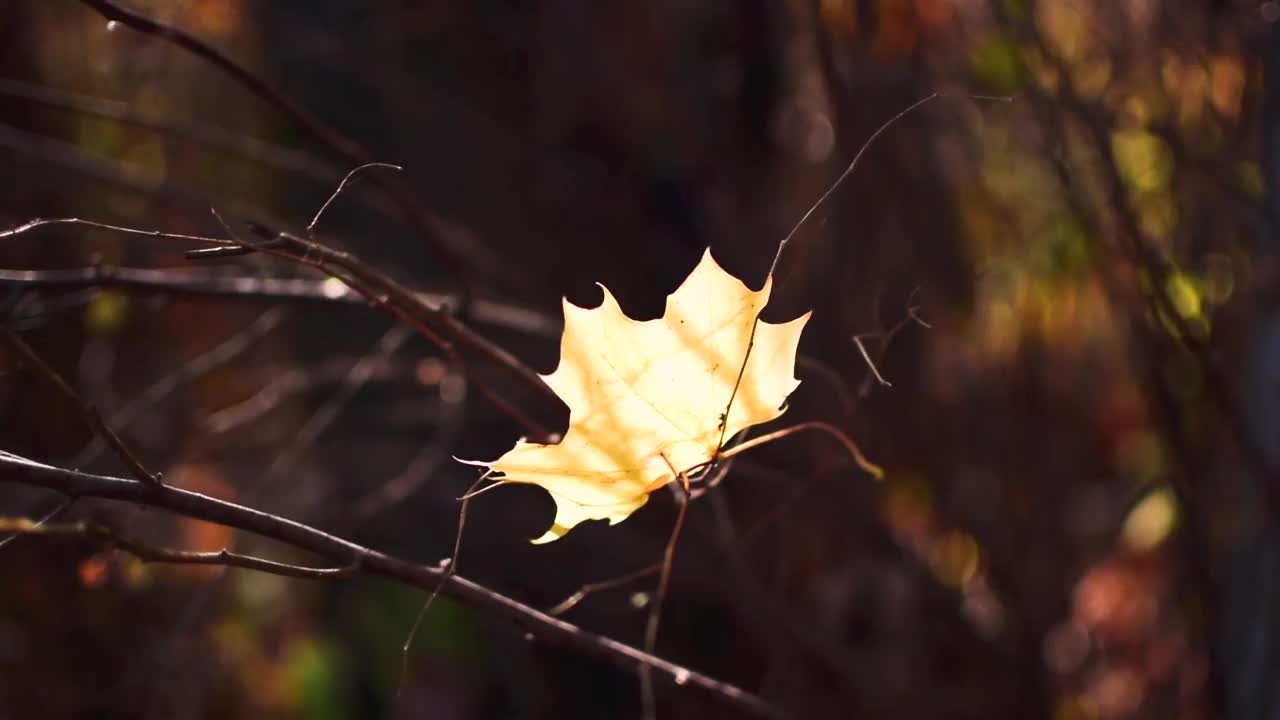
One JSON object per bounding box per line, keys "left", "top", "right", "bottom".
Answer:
{"left": 718, "top": 420, "right": 883, "bottom": 480}
{"left": 851, "top": 335, "right": 890, "bottom": 387}
{"left": 0, "top": 451, "right": 777, "bottom": 718}
{"left": 0, "top": 217, "right": 231, "bottom": 247}
{"left": 642, "top": 460, "right": 693, "bottom": 720}
{"left": 768, "top": 94, "right": 944, "bottom": 279}
{"left": 852, "top": 291, "right": 932, "bottom": 397}
{"left": 309, "top": 163, "right": 402, "bottom": 234}
{"left": 713, "top": 95, "right": 945, "bottom": 469}
{"left": 398, "top": 472, "right": 483, "bottom": 694}
{"left": 0, "top": 497, "right": 75, "bottom": 552}
{"left": 2, "top": 330, "right": 161, "bottom": 485}
{"left": 548, "top": 563, "right": 663, "bottom": 616}
{"left": 0, "top": 518, "right": 358, "bottom": 579}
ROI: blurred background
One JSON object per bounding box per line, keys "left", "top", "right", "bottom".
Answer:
{"left": 0, "top": 0, "right": 1275, "bottom": 718}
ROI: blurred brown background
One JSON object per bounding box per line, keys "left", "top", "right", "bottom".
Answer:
{"left": 0, "top": 0, "right": 1276, "bottom": 718}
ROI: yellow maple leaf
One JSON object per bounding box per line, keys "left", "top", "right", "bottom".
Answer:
{"left": 468, "top": 249, "right": 810, "bottom": 543}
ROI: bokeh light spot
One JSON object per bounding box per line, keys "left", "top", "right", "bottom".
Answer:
{"left": 1122, "top": 486, "right": 1177, "bottom": 551}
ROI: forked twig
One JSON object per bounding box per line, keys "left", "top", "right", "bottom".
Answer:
{"left": 851, "top": 289, "right": 932, "bottom": 394}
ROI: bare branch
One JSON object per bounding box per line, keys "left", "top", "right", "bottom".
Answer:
{"left": 0, "top": 450, "right": 777, "bottom": 718}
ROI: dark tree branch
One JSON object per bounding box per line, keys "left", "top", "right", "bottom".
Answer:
{"left": 0, "top": 265, "right": 556, "bottom": 336}
{"left": 0, "top": 450, "right": 778, "bottom": 718}
{"left": 72, "top": 0, "right": 507, "bottom": 290}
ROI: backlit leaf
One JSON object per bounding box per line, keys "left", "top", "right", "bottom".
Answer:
{"left": 463, "top": 249, "right": 809, "bottom": 542}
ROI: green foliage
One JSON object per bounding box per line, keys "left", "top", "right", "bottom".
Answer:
{"left": 970, "top": 34, "right": 1025, "bottom": 93}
